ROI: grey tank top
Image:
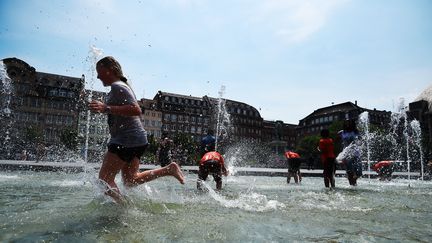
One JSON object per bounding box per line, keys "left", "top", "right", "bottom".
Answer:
{"left": 106, "top": 81, "right": 148, "bottom": 147}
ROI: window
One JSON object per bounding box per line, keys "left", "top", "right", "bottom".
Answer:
{"left": 59, "top": 89, "right": 67, "bottom": 97}
{"left": 48, "top": 89, "right": 58, "bottom": 96}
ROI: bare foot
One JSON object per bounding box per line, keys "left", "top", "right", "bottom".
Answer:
{"left": 168, "top": 162, "right": 185, "bottom": 184}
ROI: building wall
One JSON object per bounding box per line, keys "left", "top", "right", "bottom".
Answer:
{"left": 154, "top": 91, "right": 212, "bottom": 142}
{"left": 409, "top": 100, "right": 432, "bottom": 157}
{"left": 138, "top": 98, "right": 162, "bottom": 139}
{"left": 298, "top": 102, "right": 391, "bottom": 137}
{"left": 1, "top": 58, "right": 84, "bottom": 159}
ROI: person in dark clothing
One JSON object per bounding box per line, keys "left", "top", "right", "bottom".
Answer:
{"left": 338, "top": 119, "right": 362, "bottom": 186}
{"left": 307, "top": 155, "right": 315, "bottom": 170}
{"left": 200, "top": 129, "right": 216, "bottom": 156}
{"left": 157, "top": 132, "right": 174, "bottom": 167}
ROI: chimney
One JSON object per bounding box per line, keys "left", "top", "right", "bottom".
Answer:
{"left": 355, "top": 100, "right": 357, "bottom": 106}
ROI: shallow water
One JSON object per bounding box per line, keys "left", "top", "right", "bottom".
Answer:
{"left": 0, "top": 170, "right": 431, "bottom": 242}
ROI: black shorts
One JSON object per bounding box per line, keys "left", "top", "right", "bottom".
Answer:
{"left": 323, "top": 158, "right": 336, "bottom": 178}
{"left": 198, "top": 160, "right": 222, "bottom": 183}
{"left": 108, "top": 144, "right": 148, "bottom": 164}
{"left": 288, "top": 158, "right": 301, "bottom": 173}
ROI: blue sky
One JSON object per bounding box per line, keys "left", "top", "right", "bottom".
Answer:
{"left": 1, "top": 0, "right": 431, "bottom": 124}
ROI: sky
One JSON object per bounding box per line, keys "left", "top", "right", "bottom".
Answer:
{"left": 1, "top": 0, "right": 431, "bottom": 124}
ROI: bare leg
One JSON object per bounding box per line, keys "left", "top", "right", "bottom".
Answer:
{"left": 99, "top": 152, "right": 127, "bottom": 204}
{"left": 122, "top": 159, "right": 185, "bottom": 187}
{"left": 216, "top": 180, "right": 222, "bottom": 190}
{"left": 294, "top": 173, "right": 299, "bottom": 184}
{"left": 324, "top": 177, "right": 330, "bottom": 187}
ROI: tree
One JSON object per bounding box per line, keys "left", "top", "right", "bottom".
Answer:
{"left": 25, "top": 125, "right": 44, "bottom": 145}
{"left": 296, "top": 135, "right": 320, "bottom": 158}
{"left": 59, "top": 126, "right": 79, "bottom": 150}
{"left": 172, "top": 133, "right": 199, "bottom": 166}
{"left": 328, "top": 120, "right": 343, "bottom": 154}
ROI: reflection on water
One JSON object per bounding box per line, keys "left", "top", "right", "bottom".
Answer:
{"left": 0, "top": 171, "right": 431, "bottom": 242}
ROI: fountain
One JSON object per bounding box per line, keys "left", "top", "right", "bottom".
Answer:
{"left": 214, "top": 85, "right": 231, "bottom": 151}
{"left": 1, "top": 60, "right": 431, "bottom": 242}
{"left": 341, "top": 100, "right": 425, "bottom": 184}
{"left": 358, "top": 111, "right": 371, "bottom": 178}
{"left": 0, "top": 61, "right": 13, "bottom": 159}
{"left": 82, "top": 46, "right": 104, "bottom": 163}
{"left": 411, "top": 120, "right": 424, "bottom": 180}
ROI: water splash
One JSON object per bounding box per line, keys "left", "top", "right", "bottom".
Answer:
{"left": 335, "top": 101, "right": 424, "bottom": 184}
{"left": 215, "top": 85, "right": 231, "bottom": 151}
{"left": 410, "top": 120, "right": 424, "bottom": 180}
{"left": 0, "top": 61, "right": 14, "bottom": 159}
{"left": 358, "top": 111, "right": 371, "bottom": 178}
{"left": 201, "top": 180, "right": 284, "bottom": 212}
{"left": 83, "top": 45, "right": 104, "bottom": 163}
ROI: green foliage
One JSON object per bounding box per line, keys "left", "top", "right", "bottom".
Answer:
{"left": 25, "top": 126, "right": 44, "bottom": 144}
{"left": 173, "top": 133, "right": 200, "bottom": 165}
{"left": 146, "top": 134, "right": 159, "bottom": 154}
{"left": 328, "top": 120, "right": 343, "bottom": 154}
{"left": 296, "top": 135, "right": 320, "bottom": 158}
{"left": 59, "top": 126, "right": 79, "bottom": 150}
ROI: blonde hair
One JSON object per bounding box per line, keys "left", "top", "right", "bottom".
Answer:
{"left": 96, "top": 56, "right": 127, "bottom": 82}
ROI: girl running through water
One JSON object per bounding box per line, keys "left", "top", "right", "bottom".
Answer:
{"left": 89, "top": 56, "right": 184, "bottom": 203}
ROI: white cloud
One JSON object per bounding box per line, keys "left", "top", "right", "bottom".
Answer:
{"left": 255, "top": 0, "right": 349, "bottom": 43}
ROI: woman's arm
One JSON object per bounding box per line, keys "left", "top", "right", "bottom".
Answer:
{"left": 89, "top": 100, "right": 142, "bottom": 116}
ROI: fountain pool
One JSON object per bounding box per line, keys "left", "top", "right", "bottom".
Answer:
{"left": 1, "top": 170, "right": 431, "bottom": 242}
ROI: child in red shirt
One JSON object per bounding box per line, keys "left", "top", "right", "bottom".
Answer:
{"left": 318, "top": 129, "right": 336, "bottom": 188}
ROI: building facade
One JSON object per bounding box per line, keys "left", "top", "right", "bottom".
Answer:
{"left": 138, "top": 98, "right": 163, "bottom": 139}
{"left": 0, "top": 57, "right": 84, "bottom": 160}
{"left": 204, "top": 97, "right": 264, "bottom": 142}
{"left": 298, "top": 101, "right": 391, "bottom": 137}
{"left": 153, "top": 91, "right": 213, "bottom": 142}
{"left": 262, "top": 120, "right": 298, "bottom": 152}
{"left": 409, "top": 87, "right": 432, "bottom": 158}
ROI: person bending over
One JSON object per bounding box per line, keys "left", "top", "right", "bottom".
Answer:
{"left": 197, "top": 150, "right": 228, "bottom": 191}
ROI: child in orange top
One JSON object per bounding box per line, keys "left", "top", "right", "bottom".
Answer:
{"left": 318, "top": 129, "right": 335, "bottom": 188}
{"left": 285, "top": 151, "right": 302, "bottom": 184}
{"left": 197, "top": 150, "right": 229, "bottom": 190}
